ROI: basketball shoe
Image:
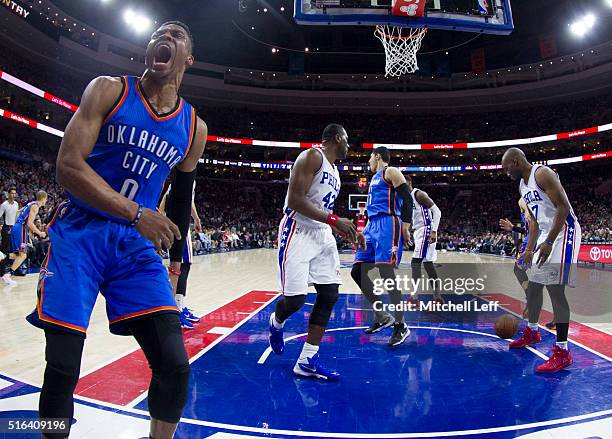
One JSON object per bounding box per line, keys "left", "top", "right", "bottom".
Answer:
{"left": 509, "top": 327, "right": 541, "bottom": 349}
{"left": 388, "top": 322, "right": 410, "bottom": 347}
{"left": 365, "top": 314, "right": 395, "bottom": 334}
{"left": 268, "top": 312, "right": 284, "bottom": 354}
{"left": 536, "top": 346, "right": 572, "bottom": 373}
{"left": 182, "top": 308, "right": 200, "bottom": 323}
{"left": 179, "top": 312, "right": 194, "bottom": 329}
{"left": 293, "top": 353, "right": 340, "bottom": 381}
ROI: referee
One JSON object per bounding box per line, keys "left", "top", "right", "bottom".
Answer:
{"left": 0, "top": 187, "right": 19, "bottom": 259}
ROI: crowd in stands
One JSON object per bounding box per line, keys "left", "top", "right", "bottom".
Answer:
{"left": 1, "top": 154, "right": 610, "bottom": 273}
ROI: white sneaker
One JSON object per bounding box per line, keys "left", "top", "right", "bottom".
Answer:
{"left": 2, "top": 274, "right": 17, "bottom": 286}
{"left": 0, "top": 251, "right": 5, "bottom": 261}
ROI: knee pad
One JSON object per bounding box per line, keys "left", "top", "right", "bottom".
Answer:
{"left": 149, "top": 359, "right": 190, "bottom": 424}
{"left": 275, "top": 294, "right": 306, "bottom": 322}
{"left": 130, "top": 314, "right": 190, "bottom": 423}
{"left": 310, "top": 284, "right": 339, "bottom": 327}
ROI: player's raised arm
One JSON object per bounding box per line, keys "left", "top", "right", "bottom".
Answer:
{"left": 287, "top": 149, "right": 356, "bottom": 240}
{"left": 533, "top": 166, "right": 571, "bottom": 266}
{"left": 56, "top": 76, "right": 138, "bottom": 222}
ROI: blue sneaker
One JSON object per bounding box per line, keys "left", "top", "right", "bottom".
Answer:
{"left": 182, "top": 307, "right": 200, "bottom": 323}
{"left": 179, "top": 312, "right": 194, "bottom": 329}
{"left": 268, "top": 313, "right": 284, "bottom": 355}
{"left": 293, "top": 353, "right": 340, "bottom": 381}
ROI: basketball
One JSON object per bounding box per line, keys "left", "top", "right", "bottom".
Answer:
{"left": 495, "top": 315, "right": 519, "bottom": 339}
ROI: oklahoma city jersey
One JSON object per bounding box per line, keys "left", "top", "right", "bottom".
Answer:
{"left": 283, "top": 148, "right": 341, "bottom": 229}
{"left": 367, "top": 167, "right": 402, "bottom": 218}
{"left": 69, "top": 76, "right": 197, "bottom": 221}
{"left": 27, "top": 75, "right": 197, "bottom": 337}
{"left": 14, "top": 201, "right": 36, "bottom": 226}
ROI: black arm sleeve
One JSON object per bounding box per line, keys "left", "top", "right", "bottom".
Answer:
{"left": 166, "top": 169, "right": 196, "bottom": 262}
{"left": 396, "top": 183, "right": 413, "bottom": 223}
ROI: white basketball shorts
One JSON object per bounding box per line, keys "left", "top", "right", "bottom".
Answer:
{"left": 277, "top": 215, "right": 342, "bottom": 296}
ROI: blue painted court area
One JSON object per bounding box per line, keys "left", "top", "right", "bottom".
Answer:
{"left": 159, "top": 293, "right": 612, "bottom": 438}
{"left": 1, "top": 293, "right": 610, "bottom": 438}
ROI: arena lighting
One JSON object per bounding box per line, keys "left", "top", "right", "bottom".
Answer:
{"left": 606, "top": 0, "right": 612, "bottom": 7}
{"left": 123, "top": 9, "right": 151, "bottom": 33}
{"left": 569, "top": 13, "right": 596, "bottom": 37}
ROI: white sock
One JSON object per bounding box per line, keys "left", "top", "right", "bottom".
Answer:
{"left": 270, "top": 313, "right": 284, "bottom": 329}
{"left": 298, "top": 342, "right": 319, "bottom": 361}
{"left": 556, "top": 341, "right": 568, "bottom": 351}
{"left": 175, "top": 294, "right": 185, "bottom": 310}
{"left": 528, "top": 323, "right": 539, "bottom": 331}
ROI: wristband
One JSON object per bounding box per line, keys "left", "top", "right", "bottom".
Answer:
{"left": 544, "top": 238, "right": 554, "bottom": 246}
{"left": 325, "top": 214, "right": 339, "bottom": 227}
{"left": 168, "top": 266, "right": 181, "bottom": 277}
{"left": 130, "top": 204, "right": 143, "bottom": 227}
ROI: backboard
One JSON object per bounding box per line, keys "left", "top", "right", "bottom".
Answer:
{"left": 294, "top": 0, "right": 514, "bottom": 34}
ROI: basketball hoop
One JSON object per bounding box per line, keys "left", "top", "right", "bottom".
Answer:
{"left": 374, "top": 25, "right": 427, "bottom": 77}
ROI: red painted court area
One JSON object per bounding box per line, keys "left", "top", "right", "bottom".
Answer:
{"left": 74, "top": 290, "right": 278, "bottom": 406}
{"left": 483, "top": 293, "right": 612, "bottom": 358}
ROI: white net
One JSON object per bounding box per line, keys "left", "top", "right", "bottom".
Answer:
{"left": 374, "top": 25, "right": 427, "bottom": 77}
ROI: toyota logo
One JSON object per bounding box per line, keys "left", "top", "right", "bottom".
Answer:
{"left": 590, "top": 246, "right": 601, "bottom": 261}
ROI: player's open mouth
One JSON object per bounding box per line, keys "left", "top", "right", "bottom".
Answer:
{"left": 153, "top": 43, "right": 174, "bottom": 69}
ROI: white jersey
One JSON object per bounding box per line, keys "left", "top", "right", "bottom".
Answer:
{"left": 519, "top": 165, "right": 576, "bottom": 240}
{"left": 283, "top": 148, "right": 341, "bottom": 229}
{"left": 411, "top": 188, "right": 432, "bottom": 231}
{"left": 519, "top": 164, "right": 581, "bottom": 286}
{"left": 411, "top": 188, "right": 437, "bottom": 261}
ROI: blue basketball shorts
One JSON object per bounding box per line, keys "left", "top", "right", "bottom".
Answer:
{"left": 354, "top": 215, "right": 403, "bottom": 265}
{"left": 26, "top": 201, "right": 179, "bottom": 336}
{"left": 10, "top": 223, "right": 28, "bottom": 254}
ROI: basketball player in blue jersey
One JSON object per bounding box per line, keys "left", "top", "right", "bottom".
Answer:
{"left": 502, "top": 148, "right": 581, "bottom": 373}
{"left": 351, "top": 147, "right": 414, "bottom": 347}
{"left": 25, "top": 21, "right": 207, "bottom": 439}
{"left": 2, "top": 191, "right": 48, "bottom": 286}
